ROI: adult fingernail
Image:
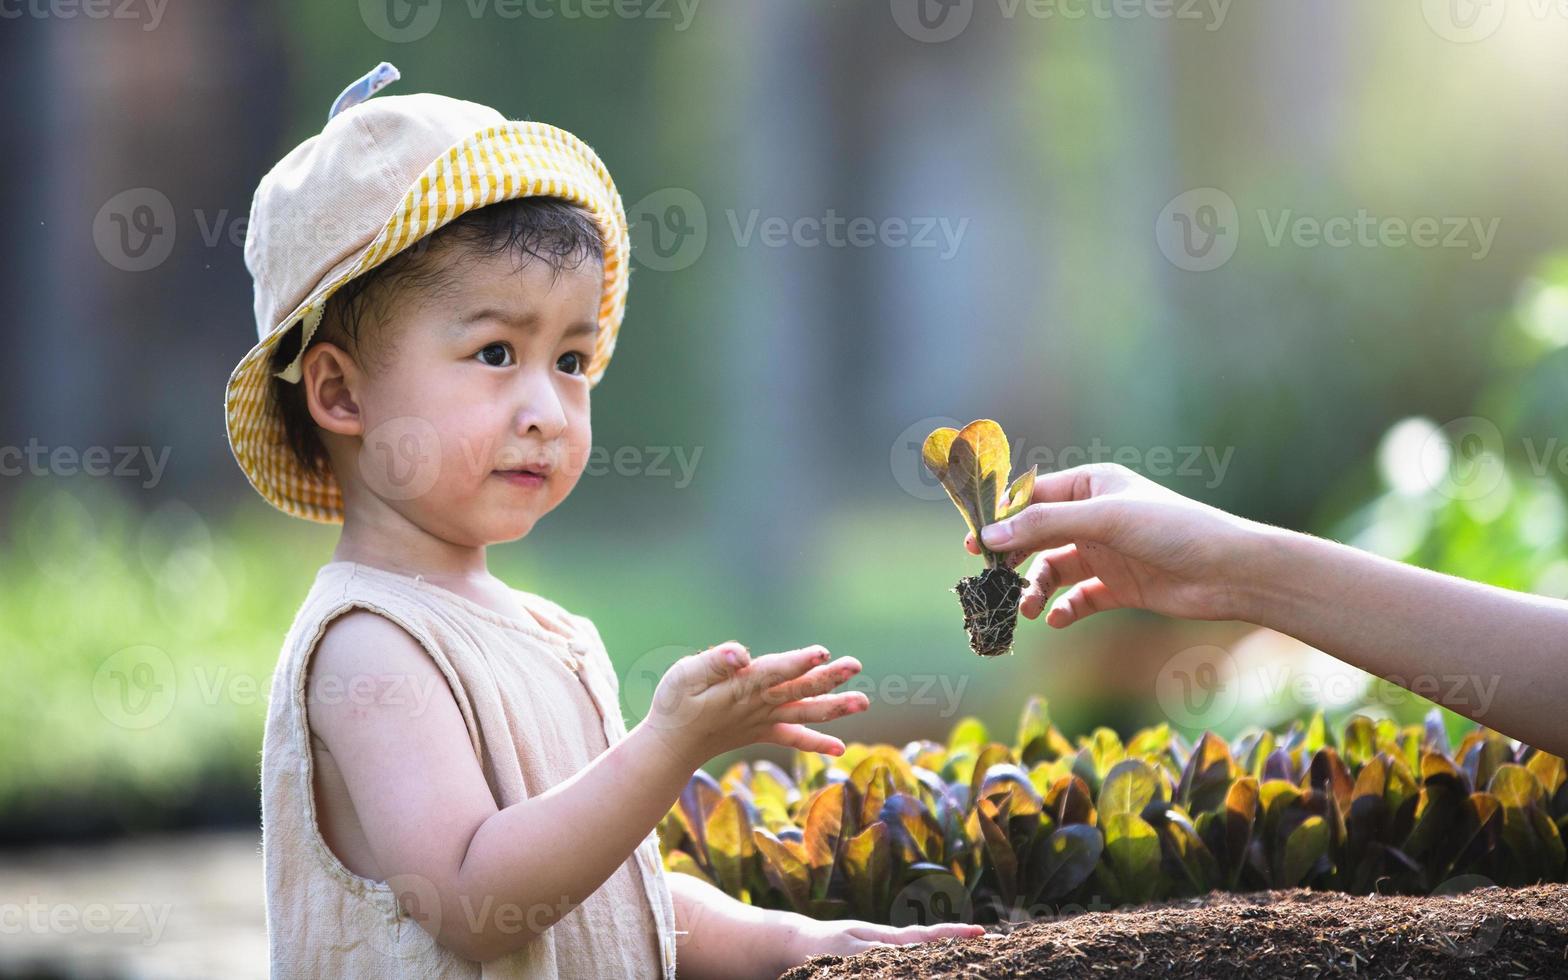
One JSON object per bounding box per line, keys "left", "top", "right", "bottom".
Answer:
{"left": 981, "top": 522, "right": 1012, "bottom": 548}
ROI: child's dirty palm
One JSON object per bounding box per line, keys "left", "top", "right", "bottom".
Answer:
{"left": 647, "top": 641, "right": 867, "bottom": 765}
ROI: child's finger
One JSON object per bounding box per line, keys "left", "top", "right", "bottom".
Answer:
{"left": 931, "top": 923, "right": 988, "bottom": 940}
{"left": 695, "top": 641, "right": 749, "bottom": 688}
{"left": 772, "top": 691, "right": 869, "bottom": 724}
{"left": 845, "top": 922, "right": 987, "bottom": 946}
{"left": 742, "top": 645, "right": 832, "bottom": 690}
{"left": 767, "top": 722, "right": 845, "bottom": 755}
{"left": 765, "top": 657, "right": 861, "bottom": 704}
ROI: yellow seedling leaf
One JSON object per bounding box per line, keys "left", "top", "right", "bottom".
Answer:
{"left": 923, "top": 427, "right": 982, "bottom": 537}
{"left": 944, "top": 437, "right": 994, "bottom": 536}
{"left": 999, "top": 465, "right": 1037, "bottom": 521}
{"left": 922, "top": 428, "right": 959, "bottom": 481}
{"left": 956, "top": 420, "right": 1010, "bottom": 508}
{"left": 924, "top": 419, "right": 1028, "bottom": 568}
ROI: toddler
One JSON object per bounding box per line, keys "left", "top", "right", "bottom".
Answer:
{"left": 227, "top": 65, "right": 981, "bottom": 978}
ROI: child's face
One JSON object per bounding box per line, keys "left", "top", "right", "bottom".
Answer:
{"left": 339, "top": 248, "right": 601, "bottom": 545}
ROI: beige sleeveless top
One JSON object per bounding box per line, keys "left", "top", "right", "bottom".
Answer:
{"left": 260, "top": 560, "right": 679, "bottom": 979}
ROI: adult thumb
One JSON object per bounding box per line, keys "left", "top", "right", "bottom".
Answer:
{"left": 980, "top": 499, "right": 1116, "bottom": 553}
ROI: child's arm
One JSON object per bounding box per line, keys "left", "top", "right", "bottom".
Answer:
{"left": 665, "top": 871, "right": 983, "bottom": 979}
{"left": 308, "top": 617, "right": 865, "bottom": 963}
{"left": 966, "top": 463, "right": 1568, "bottom": 757}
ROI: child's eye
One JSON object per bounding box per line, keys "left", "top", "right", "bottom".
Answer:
{"left": 557, "top": 351, "right": 589, "bottom": 375}
{"left": 475, "top": 342, "right": 513, "bottom": 368}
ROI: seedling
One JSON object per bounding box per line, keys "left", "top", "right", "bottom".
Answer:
{"left": 921, "top": 419, "right": 1037, "bottom": 657}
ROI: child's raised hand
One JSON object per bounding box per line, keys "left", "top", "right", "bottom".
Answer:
{"left": 645, "top": 641, "right": 868, "bottom": 770}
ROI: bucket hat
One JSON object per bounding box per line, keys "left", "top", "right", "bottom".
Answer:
{"left": 224, "top": 63, "right": 630, "bottom": 524}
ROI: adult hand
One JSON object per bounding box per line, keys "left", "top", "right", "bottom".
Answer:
{"left": 964, "top": 463, "right": 1264, "bottom": 627}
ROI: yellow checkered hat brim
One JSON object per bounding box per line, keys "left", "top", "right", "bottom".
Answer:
{"left": 225, "top": 121, "right": 630, "bottom": 525}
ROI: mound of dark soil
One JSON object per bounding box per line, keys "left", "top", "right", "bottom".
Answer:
{"left": 781, "top": 884, "right": 1568, "bottom": 979}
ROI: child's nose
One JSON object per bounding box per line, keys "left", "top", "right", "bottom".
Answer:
{"left": 511, "top": 373, "right": 569, "bottom": 438}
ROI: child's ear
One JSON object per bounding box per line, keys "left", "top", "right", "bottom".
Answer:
{"left": 301, "top": 342, "right": 364, "bottom": 437}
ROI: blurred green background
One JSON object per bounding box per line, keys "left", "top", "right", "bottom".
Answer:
{"left": 4, "top": 1, "right": 1568, "bottom": 851}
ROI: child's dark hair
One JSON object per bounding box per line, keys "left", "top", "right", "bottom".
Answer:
{"left": 269, "top": 196, "right": 604, "bottom": 480}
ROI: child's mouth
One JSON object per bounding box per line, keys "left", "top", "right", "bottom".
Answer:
{"left": 495, "top": 468, "right": 548, "bottom": 488}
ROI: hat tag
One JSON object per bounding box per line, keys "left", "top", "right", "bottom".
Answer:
{"left": 327, "top": 62, "right": 401, "bottom": 123}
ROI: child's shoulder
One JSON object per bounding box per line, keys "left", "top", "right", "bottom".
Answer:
{"left": 284, "top": 561, "right": 429, "bottom": 651}
{"left": 281, "top": 561, "right": 442, "bottom": 658}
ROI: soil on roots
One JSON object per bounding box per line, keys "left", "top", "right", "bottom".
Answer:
{"left": 955, "top": 566, "right": 1026, "bottom": 657}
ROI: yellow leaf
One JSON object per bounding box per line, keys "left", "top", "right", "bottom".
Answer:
{"left": 922, "top": 428, "right": 959, "bottom": 481}
{"left": 924, "top": 419, "right": 1026, "bottom": 565}
{"left": 999, "top": 465, "right": 1036, "bottom": 521}
{"left": 957, "top": 420, "right": 1011, "bottom": 501}
{"left": 943, "top": 437, "right": 991, "bottom": 537}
